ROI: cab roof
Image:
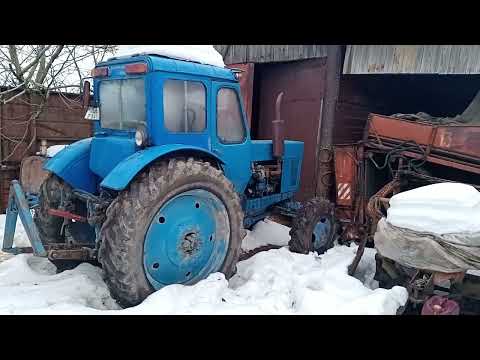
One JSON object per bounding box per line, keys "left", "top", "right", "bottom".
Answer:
{"left": 98, "top": 54, "right": 237, "bottom": 82}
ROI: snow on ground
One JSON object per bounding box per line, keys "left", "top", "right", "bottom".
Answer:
{"left": 387, "top": 182, "right": 480, "bottom": 234}
{"left": 0, "top": 213, "right": 30, "bottom": 249}
{"left": 241, "top": 218, "right": 291, "bottom": 251}
{"left": 0, "top": 256, "right": 120, "bottom": 314}
{"left": 113, "top": 45, "right": 225, "bottom": 68}
{"left": 0, "top": 215, "right": 407, "bottom": 315}
{"left": 118, "top": 245, "right": 406, "bottom": 315}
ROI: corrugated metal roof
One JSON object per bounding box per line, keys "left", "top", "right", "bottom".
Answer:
{"left": 343, "top": 45, "right": 480, "bottom": 74}
{"left": 214, "top": 45, "right": 327, "bottom": 65}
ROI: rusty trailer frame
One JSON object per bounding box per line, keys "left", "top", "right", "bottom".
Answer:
{"left": 332, "top": 113, "right": 480, "bottom": 276}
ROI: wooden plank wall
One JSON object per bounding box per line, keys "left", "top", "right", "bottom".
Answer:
{"left": 214, "top": 45, "right": 328, "bottom": 65}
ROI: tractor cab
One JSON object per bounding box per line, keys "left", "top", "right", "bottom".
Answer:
{"left": 54, "top": 53, "right": 253, "bottom": 196}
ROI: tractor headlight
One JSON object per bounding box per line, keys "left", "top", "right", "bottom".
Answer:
{"left": 135, "top": 127, "right": 148, "bottom": 147}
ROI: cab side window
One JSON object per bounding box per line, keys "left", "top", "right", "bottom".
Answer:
{"left": 216, "top": 88, "right": 246, "bottom": 144}
{"left": 163, "top": 79, "right": 206, "bottom": 133}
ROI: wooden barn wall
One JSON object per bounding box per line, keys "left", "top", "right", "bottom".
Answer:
{"left": 215, "top": 45, "right": 328, "bottom": 65}
{"left": 0, "top": 91, "right": 92, "bottom": 212}
{"left": 253, "top": 58, "right": 327, "bottom": 201}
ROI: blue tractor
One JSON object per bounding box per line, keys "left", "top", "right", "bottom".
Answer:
{"left": 3, "top": 52, "right": 336, "bottom": 307}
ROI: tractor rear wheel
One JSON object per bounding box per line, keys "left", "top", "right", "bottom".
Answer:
{"left": 288, "top": 197, "right": 336, "bottom": 255}
{"left": 35, "top": 174, "right": 71, "bottom": 244}
{"left": 34, "top": 174, "right": 89, "bottom": 272}
{"left": 98, "top": 157, "right": 244, "bottom": 307}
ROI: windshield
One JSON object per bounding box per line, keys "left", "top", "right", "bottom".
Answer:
{"left": 99, "top": 78, "right": 146, "bottom": 130}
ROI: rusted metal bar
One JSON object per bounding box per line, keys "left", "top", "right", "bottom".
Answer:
{"left": 48, "top": 248, "right": 92, "bottom": 261}
{"left": 47, "top": 208, "right": 87, "bottom": 222}
{"left": 348, "top": 178, "right": 401, "bottom": 277}
{"left": 367, "top": 113, "right": 480, "bottom": 162}
{"left": 366, "top": 179, "right": 401, "bottom": 231}
{"left": 347, "top": 237, "right": 367, "bottom": 277}
{"left": 366, "top": 139, "right": 480, "bottom": 175}
{"left": 316, "top": 45, "right": 343, "bottom": 198}
{"left": 400, "top": 170, "right": 480, "bottom": 191}
{"left": 401, "top": 150, "right": 480, "bottom": 175}
{"left": 239, "top": 244, "right": 283, "bottom": 261}
{"left": 42, "top": 243, "right": 96, "bottom": 261}
{"left": 369, "top": 137, "right": 480, "bottom": 166}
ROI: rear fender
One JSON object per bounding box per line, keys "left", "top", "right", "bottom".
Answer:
{"left": 100, "top": 144, "right": 224, "bottom": 191}
{"left": 43, "top": 138, "right": 99, "bottom": 193}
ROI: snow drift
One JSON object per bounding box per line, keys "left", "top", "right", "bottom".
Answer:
{"left": 241, "top": 218, "right": 291, "bottom": 252}
{"left": 387, "top": 182, "right": 480, "bottom": 234}
{"left": 0, "top": 215, "right": 407, "bottom": 315}
{"left": 113, "top": 45, "right": 225, "bottom": 68}
{"left": 0, "top": 246, "right": 407, "bottom": 315}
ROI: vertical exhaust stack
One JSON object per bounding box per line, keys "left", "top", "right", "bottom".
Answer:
{"left": 272, "top": 92, "right": 285, "bottom": 159}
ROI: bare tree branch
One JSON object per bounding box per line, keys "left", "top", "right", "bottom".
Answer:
{"left": 36, "top": 45, "right": 64, "bottom": 85}
{"left": 18, "top": 45, "right": 51, "bottom": 77}
{"left": 34, "top": 45, "right": 46, "bottom": 84}
{"left": 8, "top": 46, "right": 23, "bottom": 81}
{"left": 0, "top": 45, "right": 117, "bottom": 165}
{"left": 3, "top": 88, "right": 26, "bottom": 104}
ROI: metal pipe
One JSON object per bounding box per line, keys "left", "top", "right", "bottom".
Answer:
{"left": 272, "top": 92, "right": 285, "bottom": 158}
{"left": 316, "top": 45, "right": 343, "bottom": 198}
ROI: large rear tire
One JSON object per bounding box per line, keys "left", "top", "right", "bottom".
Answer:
{"left": 34, "top": 174, "right": 71, "bottom": 244}
{"left": 288, "top": 197, "right": 336, "bottom": 255}
{"left": 98, "top": 157, "right": 244, "bottom": 307}
{"left": 34, "top": 174, "right": 88, "bottom": 272}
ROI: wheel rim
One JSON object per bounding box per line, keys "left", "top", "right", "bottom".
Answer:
{"left": 312, "top": 217, "right": 332, "bottom": 251}
{"left": 143, "top": 189, "right": 230, "bottom": 289}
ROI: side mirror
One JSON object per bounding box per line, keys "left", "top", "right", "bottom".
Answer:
{"left": 82, "top": 80, "right": 91, "bottom": 110}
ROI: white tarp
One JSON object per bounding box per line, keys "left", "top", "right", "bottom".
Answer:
{"left": 375, "top": 218, "right": 480, "bottom": 273}
{"left": 378, "top": 183, "right": 480, "bottom": 272}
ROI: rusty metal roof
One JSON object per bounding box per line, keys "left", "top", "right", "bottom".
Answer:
{"left": 343, "top": 45, "right": 480, "bottom": 74}
{"left": 214, "top": 45, "right": 327, "bottom": 65}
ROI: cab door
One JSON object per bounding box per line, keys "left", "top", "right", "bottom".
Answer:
{"left": 210, "top": 82, "right": 251, "bottom": 193}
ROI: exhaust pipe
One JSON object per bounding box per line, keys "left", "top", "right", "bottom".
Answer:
{"left": 272, "top": 92, "right": 285, "bottom": 159}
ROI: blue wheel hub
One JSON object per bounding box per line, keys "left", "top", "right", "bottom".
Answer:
{"left": 312, "top": 217, "right": 332, "bottom": 250}
{"left": 143, "top": 189, "right": 230, "bottom": 289}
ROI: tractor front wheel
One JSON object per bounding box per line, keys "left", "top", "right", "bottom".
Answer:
{"left": 288, "top": 197, "right": 336, "bottom": 255}
{"left": 98, "top": 158, "right": 244, "bottom": 307}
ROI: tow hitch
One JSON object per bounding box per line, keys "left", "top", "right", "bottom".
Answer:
{"left": 2, "top": 180, "right": 96, "bottom": 262}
